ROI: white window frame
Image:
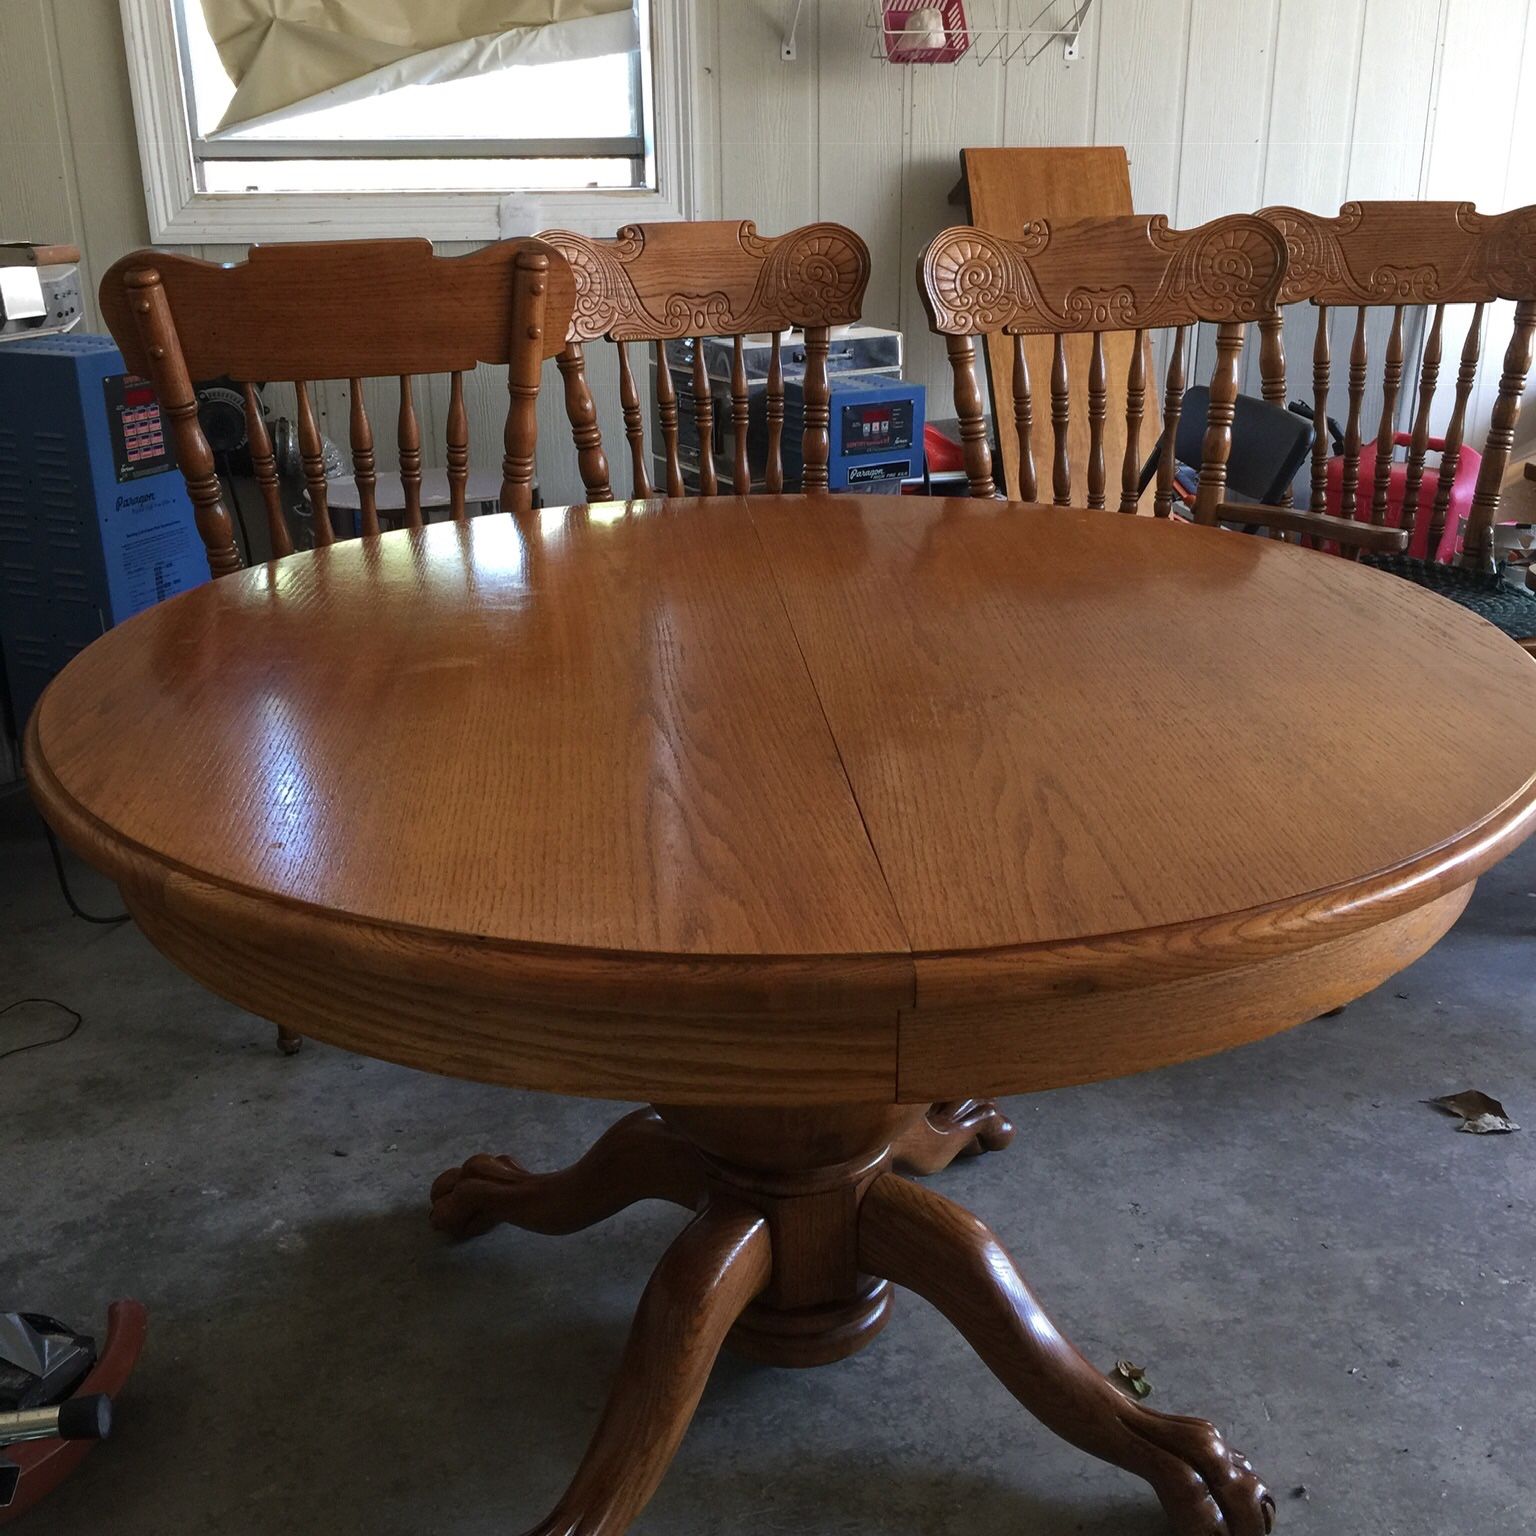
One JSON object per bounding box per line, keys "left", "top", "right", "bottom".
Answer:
{"left": 119, "top": 0, "right": 699, "bottom": 243}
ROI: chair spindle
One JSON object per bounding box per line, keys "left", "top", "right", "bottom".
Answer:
{"left": 691, "top": 340, "right": 717, "bottom": 497}
{"left": 1153, "top": 326, "right": 1187, "bottom": 519}
{"left": 616, "top": 341, "right": 652, "bottom": 498}
{"left": 558, "top": 342, "right": 613, "bottom": 502}
{"left": 765, "top": 330, "right": 785, "bottom": 495}
{"left": 731, "top": 335, "right": 750, "bottom": 494}
{"left": 1119, "top": 329, "right": 1146, "bottom": 514}
{"left": 1369, "top": 306, "right": 1405, "bottom": 525}
{"left": 1257, "top": 313, "right": 1293, "bottom": 514}
{"left": 1192, "top": 321, "right": 1242, "bottom": 525}
{"left": 1426, "top": 303, "right": 1485, "bottom": 559}
{"left": 397, "top": 375, "right": 423, "bottom": 529}
{"left": 1087, "top": 331, "right": 1107, "bottom": 510}
{"left": 1258, "top": 314, "right": 1286, "bottom": 407}
{"left": 1310, "top": 305, "right": 1332, "bottom": 515}
{"left": 446, "top": 370, "right": 469, "bottom": 522}
{"left": 655, "top": 342, "right": 684, "bottom": 498}
{"left": 1010, "top": 333, "right": 1037, "bottom": 503}
{"left": 1398, "top": 304, "right": 1444, "bottom": 539}
{"left": 243, "top": 381, "right": 291, "bottom": 558}
{"left": 1339, "top": 307, "right": 1368, "bottom": 519}
{"left": 347, "top": 378, "right": 379, "bottom": 538}
{"left": 295, "top": 381, "right": 333, "bottom": 546}
{"left": 1050, "top": 333, "right": 1071, "bottom": 505}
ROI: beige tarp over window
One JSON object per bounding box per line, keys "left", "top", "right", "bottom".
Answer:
{"left": 199, "top": 0, "right": 636, "bottom": 131}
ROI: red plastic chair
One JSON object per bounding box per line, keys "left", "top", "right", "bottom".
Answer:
{"left": 1325, "top": 432, "right": 1481, "bottom": 562}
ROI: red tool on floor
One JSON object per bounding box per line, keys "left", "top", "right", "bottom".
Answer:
{"left": 0, "top": 1301, "right": 145, "bottom": 1524}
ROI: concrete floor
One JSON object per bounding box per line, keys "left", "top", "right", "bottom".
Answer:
{"left": 2, "top": 785, "right": 1533, "bottom": 1536}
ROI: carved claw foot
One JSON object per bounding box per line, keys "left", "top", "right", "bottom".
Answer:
{"left": 1109, "top": 1402, "right": 1275, "bottom": 1536}
{"left": 860, "top": 1173, "right": 1274, "bottom": 1536}
{"left": 517, "top": 1203, "right": 769, "bottom": 1536}
{"left": 892, "top": 1099, "right": 1017, "bottom": 1175}
{"left": 430, "top": 1108, "right": 707, "bottom": 1240}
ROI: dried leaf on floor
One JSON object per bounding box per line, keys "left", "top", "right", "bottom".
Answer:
{"left": 1109, "top": 1359, "right": 1152, "bottom": 1399}
{"left": 1424, "top": 1090, "right": 1520, "bottom": 1134}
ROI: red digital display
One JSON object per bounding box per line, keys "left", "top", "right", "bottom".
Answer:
{"left": 121, "top": 385, "right": 156, "bottom": 407}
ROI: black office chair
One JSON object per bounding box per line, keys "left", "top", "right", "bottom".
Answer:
{"left": 1138, "top": 385, "right": 1314, "bottom": 519}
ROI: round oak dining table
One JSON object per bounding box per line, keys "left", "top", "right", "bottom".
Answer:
{"left": 27, "top": 492, "right": 1536, "bottom": 1536}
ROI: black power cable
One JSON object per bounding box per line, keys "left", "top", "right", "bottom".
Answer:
{"left": 3, "top": 781, "right": 130, "bottom": 924}
{"left": 0, "top": 999, "right": 83, "bottom": 1063}
{"left": 41, "top": 823, "right": 129, "bottom": 925}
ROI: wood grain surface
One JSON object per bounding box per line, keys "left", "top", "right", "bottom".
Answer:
{"left": 27, "top": 495, "right": 1536, "bottom": 1103}
{"left": 747, "top": 497, "right": 1534, "bottom": 951}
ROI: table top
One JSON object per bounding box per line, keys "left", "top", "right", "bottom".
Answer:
{"left": 28, "top": 494, "right": 1536, "bottom": 1104}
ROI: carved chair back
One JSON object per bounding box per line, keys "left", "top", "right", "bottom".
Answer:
{"left": 1255, "top": 201, "right": 1536, "bottom": 572}
{"left": 99, "top": 238, "right": 575, "bottom": 578}
{"left": 916, "top": 214, "right": 1288, "bottom": 526}
{"left": 536, "top": 220, "right": 870, "bottom": 499}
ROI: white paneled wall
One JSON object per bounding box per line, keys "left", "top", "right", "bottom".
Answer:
{"left": 2, "top": 0, "right": 1534, "bottom": 511}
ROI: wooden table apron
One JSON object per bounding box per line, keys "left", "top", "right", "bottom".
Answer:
{"left": 24, "top": 495, "right": 1536, "bottom": 1536}
{"left": 27, "top": 495, "right": 1536, "bottom": 1107}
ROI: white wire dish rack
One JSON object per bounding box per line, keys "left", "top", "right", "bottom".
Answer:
{"left": 864, "top": 0, "right": 1096, "bottom": 65}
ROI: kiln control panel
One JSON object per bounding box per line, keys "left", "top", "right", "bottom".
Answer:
{"left": 825, "top": 375, "right": 925, "bottom": 494}
{"left": 840, "top": 397, "right": 916, "bottom": 455}
{"left": 103, "top": 372, "right": 176, "bottom": 482}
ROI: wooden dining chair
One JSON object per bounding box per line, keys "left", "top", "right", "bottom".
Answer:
{"left": 1255, "top": 200, "right": 1536, "bottom": 651}
{"left": 535, "top": 219, "right": 870, "bottom": 500}
{"left": 915, "top": 213, "right": 1408, "bottom": 555}
{"left": 98, "top": 236, "right": 576, "bottom": 1052}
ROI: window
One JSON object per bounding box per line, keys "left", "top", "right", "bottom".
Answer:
{"left": 121, "top": 0, "right": 698, "bottom": 242}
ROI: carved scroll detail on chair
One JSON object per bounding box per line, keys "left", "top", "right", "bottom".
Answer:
{"left": 1260, "top": 200, "right": 1536, "bottom": 306}
{"left": 539, "top": 220, "right": 869, "bottom": 342}
{"left": 920, "top": 216, "right": 1285, "bottom": 336}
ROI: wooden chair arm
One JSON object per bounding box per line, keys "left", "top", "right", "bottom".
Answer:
{"left": 1213, "top": 504, "right": 1410, "bottom": 554}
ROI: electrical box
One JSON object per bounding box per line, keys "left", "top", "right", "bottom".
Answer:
{"left": 820, "top": 374, "right": 927, "bottom": 493}
{"left": 0, "top": 334, "right": 206, "bottom": 733}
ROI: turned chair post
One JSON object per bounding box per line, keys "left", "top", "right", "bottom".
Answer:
{"left": 1189, "top": 321, "right": 1242, "bottom": 527}
{"left": 1398, "top": 304, "right": 1445, "bottom": 541}
{"left": 1011, "top": 334, "right": 1038, "bottom": 503}
{"left": 501, "top": 245, "right": 551, "bottom": 515}
{"left": 945, "top": 333, "right": 997, "bottom": 498}
{"left": 1118, "top": 329, "right": 1147, "bottom": 514}
{"left": 557, "top": 342, "right": 613, "bottom": 503}
{"left": 243, "top": 381, "right": 293, "bottom": 558}
{"left": 125, "top": 270, "right": 241, "bottom": 579}
{"left": 1462, "top": 296, "right": 1536, "bottom": 575}
{"left": 1152, "top": 325, "right": 1188, "bottom": 520}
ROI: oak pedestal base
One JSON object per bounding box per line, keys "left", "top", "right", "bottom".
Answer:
{"left": 430, "top": 1103, "right": 1274, "bottom": 1536}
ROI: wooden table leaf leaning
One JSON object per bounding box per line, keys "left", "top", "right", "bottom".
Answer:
{"left": 27, "top": 494, "right": 1536, "bottom": 1535}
